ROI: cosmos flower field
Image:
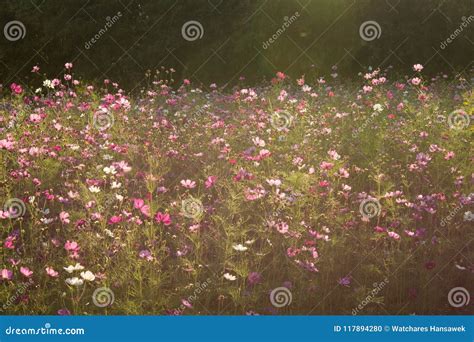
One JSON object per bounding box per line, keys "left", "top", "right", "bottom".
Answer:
{"left": 0, "top": 64, "right": 472, "bottom": 315}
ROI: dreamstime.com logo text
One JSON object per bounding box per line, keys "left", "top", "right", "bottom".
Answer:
{"left": 5, "top": 323, "right": 85, "bottom": 336}
{"left": 2, "top": 278, "right": 34, "bottom": 311}
{"left": 440, "top": 15, "right": 474, "bottom": 50}
{"left": 175, "top": 278, "right": 212, "bottom": 314}
{"left": 262, "top": 12, "right": 300, "bottom": 49}
{"left": 84, "top": 11, "right": 123, "bottom": 49}
{"left": 352, "top": 278, "right": 389, "bottom": 315}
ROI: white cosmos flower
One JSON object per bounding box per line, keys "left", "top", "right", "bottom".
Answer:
{"left": 43, "top": 79, "right": 54, "bottom": 89}
{"left": 266, "top": 179, "right": 282, "bottom": 187}
{"left": 104, "top": 229, "right": 114, "bottom": 238}
{"left": 103, "top": 166, "right": 117, "bottom": 175}
{"left": 232, "top": 244, "right": 248, "bottom": 252}
{"left": 111, "top": 181, "right": 122, "bottom": 189}
{"left": 63, "top": 263, "right": 85, "bottom": 273}
{"left": 223, "top": 273, "right": 237, "bottom": 281}
{"left": 65, "top": 277, "right": 84, "bottom": 286}
{"left": 63, "top": 265, "right": 75, "bottom": 273}
{"left": 252, "top": 137, "right": 265, "bottom": 147}
{"left": 89, "top": 186, "right": 101, "bottom": 193}
{"left": 373, "top": 103, "right": 383, "bottom": 112}
{"left": 80, "top": 271, "right": 96, "bottom": 281}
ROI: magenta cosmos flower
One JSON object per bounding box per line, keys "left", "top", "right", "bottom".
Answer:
{"left": 247, "top": 272, "right": 262, "bottom": 286}
{"left": 154, "top": 212, "right": 171, "bottom": 225}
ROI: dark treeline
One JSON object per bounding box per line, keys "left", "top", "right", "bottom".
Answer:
{"left": 0, "top": 0, "right": 472, "bottom": 90}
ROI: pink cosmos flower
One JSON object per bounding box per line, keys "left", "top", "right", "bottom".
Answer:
{"left": 411, "top": 77, "right": 421, "bottom": 86}
{"left": 57, "top": 308, "right": 71, "bottom": 315}
{"left": 374, "top": 226, "right": 386, "bottom": 233}
{"left": 181, "top": 299, "right": 193, "bottom": 308}
{"left": 20, "top": 267, "right": 33, "bottom": 278}
{"left": 29, "top": 114, "right": 42, "bottom": 123}
{"left": 4, "top": 235, "right": 16, "bottom": 249}
{"left": 320, "top": 161, "right": 334, "bottom": 170}
{"left": 388, "top": 231, "right": 400, "bottom": 240}
{"left": 276, "top": 71, "right": 286, "bottom": 80}
{"left": 139, "top": 205, "right": 151, "bottom": 217}
{"left": 1, "top": 269, "right": 13, "bottom": 280}
{"left": 0, "top": 139, "right": 16, "bottom": 151}
{"left": 205, "top": 176, "right": 217, "bottom": 188}
{"left": 64, "top": 240, "right": 80, "bottom": 252}
{"left": 59, "top": 211, "right": 70, "bottom": 224}
{"left": 259, "top": 149, "right": 271, "bottom": 159}
{"left": 133, "top": 198, "right": 145, "bottom": 209}
{"left": 108, "top": 215, "right": 122, "bottom": 224}
{"left": 10, "top": 83, "right": 23, "bottom": 94}
{"left": 154, "top": 212, "right": 171, "bottom": 225}
{"left": 444, "top": 151, "right": 455, "bottom": 160}
{"left": 180, "top": 179, "right": 196, "bottom": 189}
{"left": 139, "top": 249, "right": 153, "bottom": 261}
{"left": 413, "top": 64, "right": 424, "bottom": 72}
{"left": 276, "top": 221, "right": 289, "bottom": 234}
{"left": 46, "top": 267, "right": 59, "bottom": 277}
{"left": 133, "top": 198, "right": 151, "bottom": 217}
{"left": 338, "top": 276, "right": 351, "bottom": 287}
{"left": 244, "top": 186, "right": 266, "bottom": 201}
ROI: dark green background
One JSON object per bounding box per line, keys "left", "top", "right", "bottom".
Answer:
{"left": 0, "top": 0, "right": 472, "bottom": 91}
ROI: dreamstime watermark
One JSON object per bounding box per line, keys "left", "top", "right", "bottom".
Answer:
{"left": 3, "top": 198, "right": 27, "bottom": 218}
{"left": 3, "top": 21, "right": 26, "bottom": 41}
{"left": 97, "top": 194, "right": 117, "bottom": 212}
{"left": 440, "top": 195, "right": 474, "bottom": 227}
{"left": 270, "top": 287, "right": 292, "bottom": 308}
{"left": 441, "top": 202, "right": 464, "bottom": 227}
{"left": 181, "top": 21, "right": 204, "bottom": 41}
{"left": 5, "top": 323, "right": 85, "bottom": 336}
{"left": 359, "top": 21, "right": 381, "bottom": 41}
{"left": 93, "top": 110, "right": 114, "bottom": 130}
{"left": 262, "top": 12, "right": 300, "bottom": 49}
{"left": 352, "top": 278, "right": 389, "bottom": 315}
{"left": 176, "top": 105, "right": 212, "bottom": 129}
{"left": 359, "top": 198, "right": 382, "bottom": 219}
{"left": 92, "top": 287, "right": 115, "bottom": 308}
{"left": 181, "top": 197, "right": 204, "bottom": 220}
{"left": 1, "top": 279, "right": 35, "bottom": 311}
{"left": 175, "top": 278, "right": 212, "bottom": 314}
{"left": 84, "top": 11, "right": 122, "bottom": 49}
{"left": 448, "top": 287, "right": 470, "bottom": 308}
{"left": 270, "top": 111, "right": 293, "bottom": 131}
{"left": 448, "top": 109, "right": 471, "bottom": 129}
{"left": 352, "top": 111, "right": 382, "bottom": 138}
{"left": 436, "top": 109, "right": 471, "bottom": 129}
{"left": 440, "top": 15, "right": 474, "bottom": 50}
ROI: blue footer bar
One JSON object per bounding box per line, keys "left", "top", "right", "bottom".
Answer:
{"left": 0, "top": 316, "right": 472, "bottom": 341}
